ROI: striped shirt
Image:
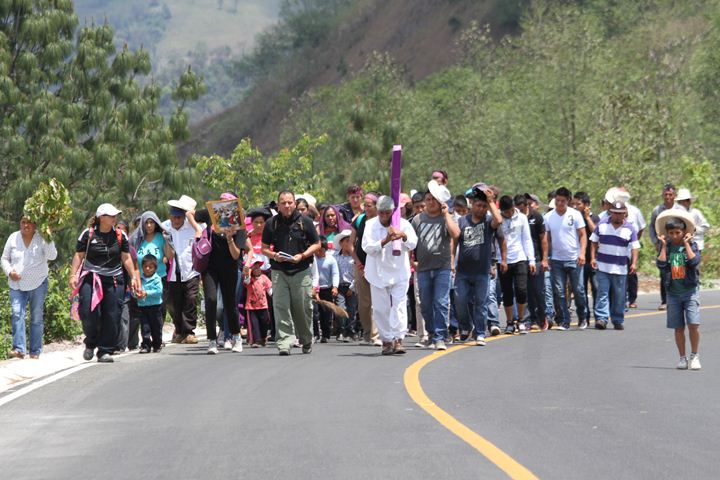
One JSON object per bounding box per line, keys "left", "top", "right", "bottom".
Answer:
{"left": 590, "top": 219, "right": 640, "bottom": 275}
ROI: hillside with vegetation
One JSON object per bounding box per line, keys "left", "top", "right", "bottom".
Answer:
{"left": 74, "top": 0, "right": 282, "bottom": 118}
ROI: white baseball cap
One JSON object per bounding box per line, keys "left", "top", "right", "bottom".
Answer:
{"left": 96, "top": 203, "right": 122, "bottom": 217}
{"left": 428, "top": 180, "right": 451, "bottom": 204}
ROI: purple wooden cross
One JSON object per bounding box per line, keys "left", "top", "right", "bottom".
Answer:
{"left": 390, "top": 144, "right": 402, "bottom": 256}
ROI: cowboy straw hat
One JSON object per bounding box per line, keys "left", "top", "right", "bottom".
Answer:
{"left": 333, "top": 229, "right": 353, "bottom": 250}
{"left": 427, "top": 180, "right": 451, "bottom": 204}
{"left": 655, "top": 208, "right": 696, "bottom": 237}
{"left": 675, "top": 188, "right": 693, "bottom": 201}
{"left": 167, "top": 195, "right": 197, "bottom": 212}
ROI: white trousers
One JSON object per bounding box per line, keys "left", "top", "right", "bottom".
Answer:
{"left": 370, "top": 283, "right": 409, "bottom": 342}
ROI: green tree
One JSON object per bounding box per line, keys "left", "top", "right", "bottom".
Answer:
{"left": 193, "top": 134, "right": 329, "bottom": 207}
{"left": 0, "top": 0, "right": 205, "bottom": 258}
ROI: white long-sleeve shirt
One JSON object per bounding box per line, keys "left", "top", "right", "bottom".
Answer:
{"left": 361, "top": 217, "right": 418, "bottom": 288}
{"left": 2, "top": 231, "right": 57, "bottom": 291}
{"left": 500, "top": 209, "right": 535, "bottom": 265}
{"left": 162, "top": 219, "right": 203, "bottom": 282}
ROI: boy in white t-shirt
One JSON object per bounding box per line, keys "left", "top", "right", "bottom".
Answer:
{"left": 544, "top": 187, "right": 587, "bottom": 330}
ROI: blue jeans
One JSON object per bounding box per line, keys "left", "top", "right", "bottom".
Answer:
{"left": 10, "top": 279, "right": 48, "bottom": 355}
{"left": 483, "top": 274, "right": 500, "bottom": 329}
{"left": 543, "top": 270, "right": 556, "bottom": 319}
{"left": 417, "top": 268, "right": 452, "bottom": 342}
{"left": 594, "top": 271, "right": 627, "bottom": 325}
{"left": 666, "top": 288, "right": 700, "bottom": 329}
{"left": 455, "top": 272, "right": 490, "bottom": 338}
{"left": 550, "top": 260, "right": 586, "bottom": 327}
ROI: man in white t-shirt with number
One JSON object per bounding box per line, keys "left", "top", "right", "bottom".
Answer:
{"left": 544, "top": 187, "right": 587, "bottom": 330}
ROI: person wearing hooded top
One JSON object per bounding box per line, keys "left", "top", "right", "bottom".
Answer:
{"left": 123, "top": 211, "right": 175, "bottom": 348}
{"left": 195, "top": 193, "right": 248, "bottom": 355}
{"left": 318, "top": 205, "right": 351, "bottom": 254}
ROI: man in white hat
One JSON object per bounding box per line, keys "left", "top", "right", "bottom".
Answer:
{"left": 590, "top": 201, "right": 640, "bottom": 330}
{"left": 162, "top": 194, "right": 204, "bottom": 344}
{"left": 362, "top": 195, "right": 418, "bottom": 355}
{"left": 675, "top": 188, "right": 710, "bottom": 251}
{"left": 411, "top": 180, "right": 460, "bottom": 350}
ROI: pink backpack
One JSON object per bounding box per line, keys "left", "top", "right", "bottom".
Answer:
{"left": 192, "top": 227, "right": 212, "bottom": 273}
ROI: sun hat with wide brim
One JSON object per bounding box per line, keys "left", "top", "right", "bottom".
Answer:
{"left": 428, "top": 180, "right": 451, "bottom": 204}
{"left": 655, "top": 208, "right": 696, "bottom": 237}
{"left": 675, "top": 188, "right": 693, "bottom": 201}
{"left": 167, "top": 195, "right": 197, "bottom": 212}
{"left": 333, "top": 229, "right": 353, "bottom": 250}
{"left": 96, "top": 203, "right": 122, "bottom": 217}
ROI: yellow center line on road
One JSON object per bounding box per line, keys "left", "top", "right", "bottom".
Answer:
{"left": 403, "top": 303, "right": 720, "bottom": 479}
{"left": 403, "top": 334, "right": 538, "bottom": 480}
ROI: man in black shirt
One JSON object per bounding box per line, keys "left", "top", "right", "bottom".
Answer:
{"left": 262, "top": 191, "right": 321, "bottom": 355}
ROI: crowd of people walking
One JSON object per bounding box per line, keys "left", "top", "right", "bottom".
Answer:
{"left": 2, "top": 174, "right": 709, "bottom": 370}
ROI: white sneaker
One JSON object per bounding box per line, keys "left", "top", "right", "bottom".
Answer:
{"left": 231, "top": 335, "right": 243, "bottom": 353}
{"left": 414, "top": 337, "right": 430, "bottom": 348}
{"left": 489, "top": 325, "right": 501, "bottom": 336}
{"left": 689, "top": 353, "right": 701, "bottom": 370}
{"left": 475, "top": 336, "right": 486, "bottom": 346}
{"left": 207, "top": 340, "right": 218, "bottom": 355}
{"left": 223, "top": 340, "right": 232, "bottom": 350}
{"left": 578, "top": 319, "right": 588, "bottom": 330}
{"left": 677, "top": 356, "right": 688, "bottom": 370}
{"left": 518, "top": 323, "right": 528, "bottom": 334}
{"left": 436, "top": 340, "right": 447, "bottom": 351}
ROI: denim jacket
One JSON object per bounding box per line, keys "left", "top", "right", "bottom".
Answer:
{"left": 656, "top": 241, "right": 701, "bottom": 290}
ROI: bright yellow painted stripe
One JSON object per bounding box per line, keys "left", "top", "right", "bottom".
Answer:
{"left": 403, "top": 303, "right": 720, "bottom": 479}
{"left": 403, "top": 335, "right": 539, "bottom": 480}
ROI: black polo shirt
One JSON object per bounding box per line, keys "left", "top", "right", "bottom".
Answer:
{"left": 262, "top": 210, "right": 319, "bottom": 274}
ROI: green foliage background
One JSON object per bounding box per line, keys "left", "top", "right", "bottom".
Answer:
{"left": 280, "top": 0, "right": 720, "bottom": 273}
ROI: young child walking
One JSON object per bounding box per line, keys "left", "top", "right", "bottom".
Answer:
{"left": 137, "top": 254, "right": 164, "bottom": 353}
{"left": 314, "top": 236, "right": 339, "bottom": 342}
{"left": 334, "top": 230, "right": 357, "bottom": 342}
{"left": 655, "top": 211, "right": 701, "bottom": 370}
{"left": 243, "top": 258, "right": 272, "bottom": 348}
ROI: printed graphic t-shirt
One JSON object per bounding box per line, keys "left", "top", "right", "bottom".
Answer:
{"left": 668, "top": 244, "right": 694, "bottom": 294}
{"left": 412, "top": 213, "right": 452, "bottom": 271}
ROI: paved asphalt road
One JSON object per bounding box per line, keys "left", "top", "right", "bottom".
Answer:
{"left": 0, "top": 290, "right": 718, "bottom": 480}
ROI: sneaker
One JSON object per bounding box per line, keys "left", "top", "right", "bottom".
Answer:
{"left": 342, "top": 335, "right": 351, "bottom": 343}
{"left": 337, "top": 334, "right": 344, "bottom": 342}
{"left": 8, "top": 349, "right": 24, "bottom": 359}
{"left": 490, "top": 325, "right": 501, "bottom": 336}
{"left": 139, "top": 346, "right": 151, "bottom": 354}
{"left": 578, "top": 319, "right": 588, "bottom": 330}
{"left": 689, "top": 353, "right": 701, "bottom": 370}
{"left": 613, "top": 323, "right": 625, "bottom": 331}
{"left": 595, "top": 320, "right": 607, "bottom": 330}
{"left": 435, "top": 340, "right": 447, "bottom": 351}
{"left": 555, "top": 324, "right": 569, "bottom": 331}
{"left": 83, "top": 348, "right": 94, "bottom": 361}
{"left": 658, "top": 303, "right": 667, "bottom": 311}
{"left": 231, "top": 335, "right": 243, "bottom": 353}
{"left": 278, "top": 349, "right": 290, "bottom": 356}
{"left": 302, "top": 344, "right": 312, "bottom": 354}
{"left": 393, "top": 339, "right": 406, "bottom": 355}
{"left": 504, "top": 324, "right": 515, "bottom": 335}
{"left": 171, "top": 334, "right": 184, "bottom": 344}
{"left": 459, "top": 331, "right": 471, "bottom": 342}
{"left": 224, "top": 339, "right": 232, "bottom": 350}
{"left": 475, "top": 336, "right": 486, "bottom": 346}
{"left": 207, "top": 340, "right": 218, "bottom": 355}
{"left": 518, "top": 322, "right": 528, "bottom": 334}
{"left": 182, "top": 334, "right": 198, "bottom": 344}
{"left": 97, "top": 353, "right": 114, "bottom": 363}
{"left": 677, "top": 356, "right": 688, "bottom": 370}
{"left": 415, "top": 337, "right": 431, "bottom": 348}
{"left": 381, "top": 342, "right": 394, "bottom": 355}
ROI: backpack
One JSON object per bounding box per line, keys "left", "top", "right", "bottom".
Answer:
{"left": 192, "top": 226, "right": 212, "bottom": 273}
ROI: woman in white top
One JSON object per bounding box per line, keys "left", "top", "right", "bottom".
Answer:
{"left": 1, "top": 217, "right": 57, "bottom": 359}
